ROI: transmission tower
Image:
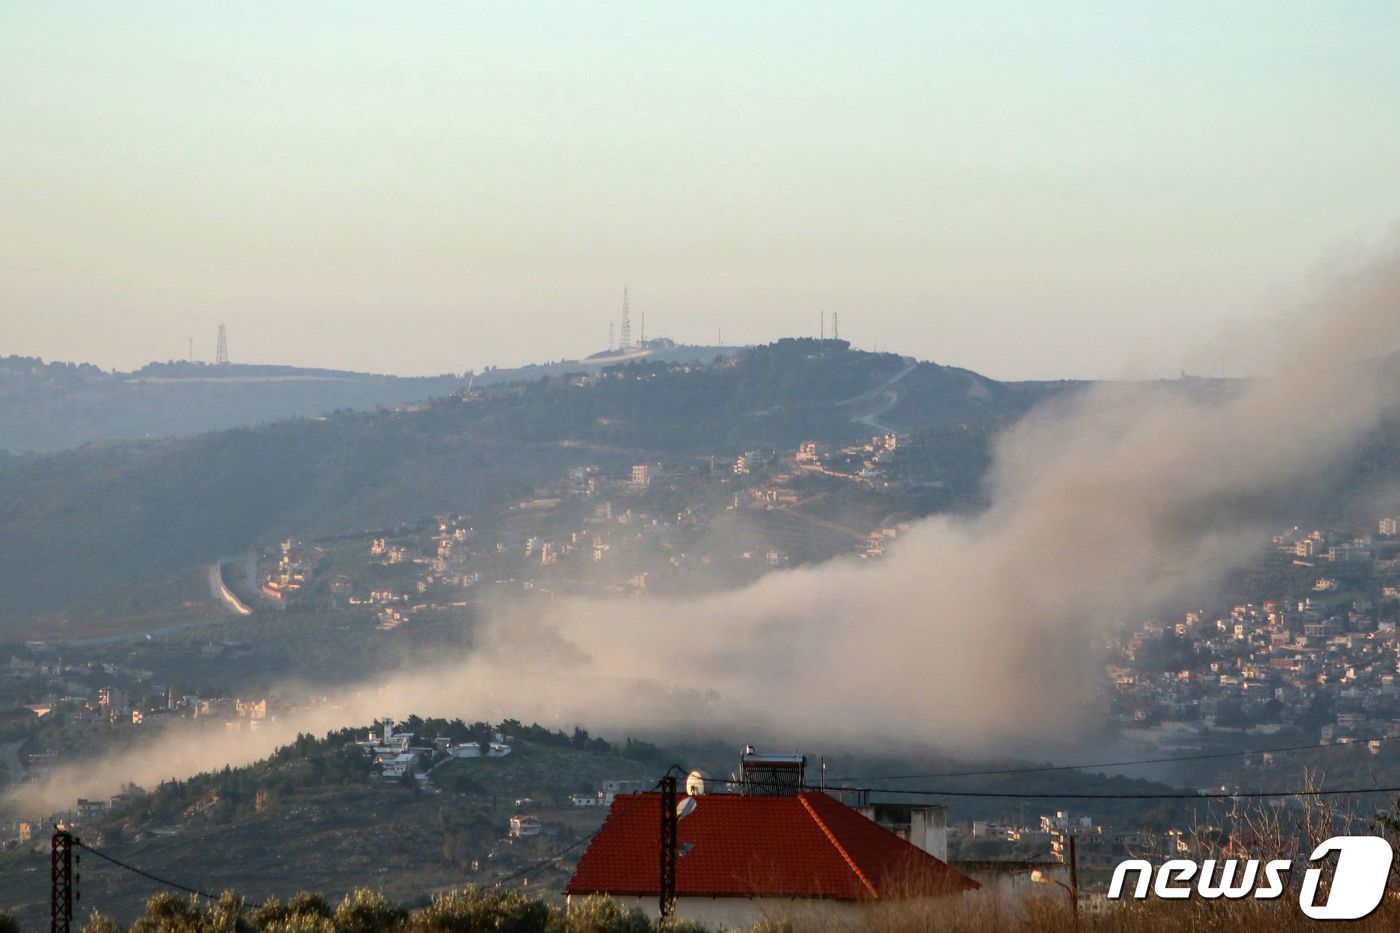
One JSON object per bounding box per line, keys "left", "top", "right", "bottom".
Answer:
{"left": 52, "top": 829, "right": 75, "bottom": 933}
{"left": 215, "top": 324, "right": 229, "bottom": 365}
{"left": 619, "top": 288, "right": 632, "bottom": 351}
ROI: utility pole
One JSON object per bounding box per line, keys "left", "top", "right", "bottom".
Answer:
{"left": 1067, "top": 835, "right": 1079, "bottom": 930}
{"left": 659, "top": 775, "right": 678, "bottom": 921}
{"left": 51, "top": 829, "right": 75, "bottom": 933}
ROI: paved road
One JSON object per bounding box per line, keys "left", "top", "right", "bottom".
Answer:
{"left": 847, "top": 357, "right": 919, "bottom": 433}
{"left": 208, "top": 561, "right": 253, "bottom": 616}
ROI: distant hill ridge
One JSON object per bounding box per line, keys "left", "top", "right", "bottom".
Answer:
{"left": 0, "top": 341, "right": 743, "bottom": 454}
{"left": 0, "top": 340, "right": 1054, "bottom": 627}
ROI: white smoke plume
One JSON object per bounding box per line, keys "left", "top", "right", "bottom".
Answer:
{"left": 10, "top": 250, "right": 1400, "bottom": 814}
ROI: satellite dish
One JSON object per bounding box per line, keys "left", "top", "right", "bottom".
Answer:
{"left": 677, "top": 797, "right": 698, "bottom": 820}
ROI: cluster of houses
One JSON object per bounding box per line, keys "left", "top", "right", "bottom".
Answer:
{"left": 287, "top": 431, "right": 936, "bottom": 633}
{"left": 352, "top": 719, "right": 512, "bottom": 784}
{"left": 794, "top": 433, "right": 903, "bottom": 485}
{"left": 1110, "top": 523, "right": 1400, "bottom": 745}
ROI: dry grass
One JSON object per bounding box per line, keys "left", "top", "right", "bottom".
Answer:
{"left": 754, "top": 895, "right": 1400, "bottom": 932}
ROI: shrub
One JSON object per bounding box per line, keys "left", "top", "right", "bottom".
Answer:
{"left": 128, "top": 893, "right": 204, "bottom": 933}
{"left": 81, "top": 912, "right": 123, "bottom": 933}
{"left": 409, "top": 887, "right": 550, "bottom": 933}
{"left": 333, "top": 889, "right": 408, "bottom": 933}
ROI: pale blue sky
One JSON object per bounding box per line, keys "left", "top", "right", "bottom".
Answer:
{"left": 3, "top": 2, "right": 1399, "bottom": 378}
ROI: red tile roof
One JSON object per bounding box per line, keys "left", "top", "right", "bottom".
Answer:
{"left": 566, "top": 792, "right": 978, "bottom": 900}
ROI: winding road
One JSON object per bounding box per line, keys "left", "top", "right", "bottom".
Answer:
{"left": 208, "top": 561, "right": 253, "bottom": 616}
{"left": 846, "top": 357, "right": 919, "bottom": 432}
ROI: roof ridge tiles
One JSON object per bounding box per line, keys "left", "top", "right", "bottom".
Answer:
{"left": 798, "top": 793, "right": 878, "bottom": 898}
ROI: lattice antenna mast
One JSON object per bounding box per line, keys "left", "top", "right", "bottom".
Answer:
{"left": 833, "top": 312, "right": 839, "bottom": 340}
{"left": 215, "top": 324, "right": 230, "bottom": 365}
{"left": 52, "top": 829, "right": 75, "bottom": 933}
{"left": 619, "top": 287, "right": 632, "bottom": 351}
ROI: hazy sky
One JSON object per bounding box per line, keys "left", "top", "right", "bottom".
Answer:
{"left": 4, "top": 2, "right": 1399, "bottom": 380}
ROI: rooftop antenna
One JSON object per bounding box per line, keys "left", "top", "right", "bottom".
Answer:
{"left": 215, "top": 324, "right": 229, "bottom": 365}
{"left": 833, "top": 313, "right": 839, "bottom": 341}
{"left": 620, "top": 287, "right": 632, "bottom": 351}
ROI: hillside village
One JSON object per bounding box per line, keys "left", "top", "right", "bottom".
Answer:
{"left": 266, "top": 429, "right": 932, "bottom": 632}
{"left": 1110, "top": 519, "right": 1400, "bottom": 750}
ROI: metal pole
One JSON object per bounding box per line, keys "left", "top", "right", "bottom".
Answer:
{"left": 659, "top": 776, "right": 678, "bottom": 921}
{"left": 51, "top": 829, "right": 73, "bottom": 933}
{"left": 1067, "top": 835, "right": 1079, "bottom": 929}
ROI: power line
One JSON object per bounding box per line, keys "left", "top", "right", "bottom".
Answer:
{"left": 810, "top": 782, "right": 1400, "bottom": 801}
{"left": 74, "top": 839, "right": 262, "bottom": 906}
{"left": 829, "top": 734, "right": 1397, "bottom": 783}
{"left": 77, "top": 825, "right": 591, "bottom": 908}
{"left": 683, "top": 772, "right": 1400, "bottom": 801}
{"left": 493, "top": 831, "right": 597, "bottom": 887}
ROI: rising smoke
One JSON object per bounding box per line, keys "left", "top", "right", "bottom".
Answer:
{"left": 11, "top": 249, "right": 1400, "bottom": 813}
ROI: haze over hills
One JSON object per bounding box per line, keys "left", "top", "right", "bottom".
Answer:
{"left": 0, "top": 341, "right": 740, "bottom": 454}
{"left": 0, "top": 339, "right": 1056, "bottom": 631}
